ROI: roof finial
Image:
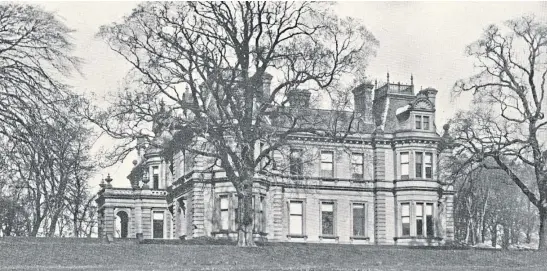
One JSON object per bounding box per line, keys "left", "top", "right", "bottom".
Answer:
{"left": 411, "top": 74, "right": 414, "bottom": 86}
{"left": 374, "top": 79, "right": 378, "bottom": 89}
{"left": 387, "top": 72, "right": 390, "bottom": 84}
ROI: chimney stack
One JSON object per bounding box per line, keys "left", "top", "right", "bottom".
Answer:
{"left": 352, "top": 82, "right": 374, "bottom": 122}
{"left": 287, "top": 89, "right": 311, "bottom": 108}
{"left": 260, "top": 72, "right": 273, "bottom": 103}
{"left": 420, "top": 87, "right": 438, "bottom": 108}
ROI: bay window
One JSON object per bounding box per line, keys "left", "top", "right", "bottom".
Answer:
{"left": 400, "top": 202, "right": 435, "bottom": 238}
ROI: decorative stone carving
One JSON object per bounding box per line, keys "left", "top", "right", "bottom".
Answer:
{"left": 105, "top": 174, "right": 113, "bottom": 188}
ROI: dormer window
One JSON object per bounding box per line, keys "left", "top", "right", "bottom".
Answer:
{"left": 415, "top": 115, "right": 430, "bottom": 130}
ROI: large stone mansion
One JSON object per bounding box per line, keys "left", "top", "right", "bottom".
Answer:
{"left": 96, "top": 75, "right": 455, "bottom": 246}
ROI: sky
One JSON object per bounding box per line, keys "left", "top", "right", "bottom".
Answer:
{"left": 35, "top": 1, "right": 547, "bottom": 191}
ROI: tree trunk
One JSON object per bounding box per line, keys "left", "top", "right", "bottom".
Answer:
{"left": 491, "top": 224, "right": 498, "bottom": 248}
{"left": 48, "top": 211, "right": 61, "bottom": 237}
{"left": 538, "top": 207, "right": 547, "bottom": 251}
{"left": 481, "top": 220, "right": 487, "bottom": 243}
{"left": 502, "top": 225, "right": 510, "bottom": 250}
{"left": 237, "top": 187, "right": 256, "bottom": 247}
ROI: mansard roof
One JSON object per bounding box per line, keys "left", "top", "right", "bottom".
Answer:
{"left": 271, "top": 107, "right": 376, "bottom": 135}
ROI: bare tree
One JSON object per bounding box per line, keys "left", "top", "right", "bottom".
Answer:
{"left": 91, "top": 1, "right": 377, "bottom": 246}
{"left": 0, "top": 3, "right": 96, "bottom": 238}
{"left": 452, "top": 15, "right": 547, "bottom": 250}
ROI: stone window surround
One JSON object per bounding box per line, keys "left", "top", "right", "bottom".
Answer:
{"left": 351, "top": 152, "right": 365, "bottom": 179}
{"left": 415, "top": 152, "right": 434, "bottom": 179}
{"left": 319, "top": 200, "right": 338, "bottom": 240}
{"left": 151, "top": 209, "right": 167, "bottom": 239}
{"left": 397, "top": 201, "right": 437, "bottom": 238}
{"left": 349, "top": 201, "right": 369, "bottom": 240}
{"left": 397, "top": 149, "right": 437, "bottom": 180}
{"left": 287, "top": 199, "right": 307, "bottom": 239}
{"left": 320, "top": 150, "right": 334, "bottom": 178}
{"left": 414, "top": 114, "right": 431, "bottom": 131}
{"left": 211, "top": 193, "right": 268, "bottom": 236}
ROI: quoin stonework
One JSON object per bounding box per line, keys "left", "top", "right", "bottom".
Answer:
{"left": 96, "top": 74, "right": 455, "bottom": 246}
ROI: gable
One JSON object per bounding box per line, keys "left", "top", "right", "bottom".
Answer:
{"left": 411, "top": 98, "right": 434, "bottom": 111}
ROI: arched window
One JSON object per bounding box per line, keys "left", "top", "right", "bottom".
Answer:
{"left": 115, "top": 211, "right": 129, "bottom": 238}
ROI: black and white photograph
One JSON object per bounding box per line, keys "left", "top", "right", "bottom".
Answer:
{"left": 1, "top": 1, "right": 547, "bottom": 270}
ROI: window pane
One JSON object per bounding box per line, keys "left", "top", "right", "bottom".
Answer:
{"left": 418, "top": 221, "right": 425, "bottom": 236}
{"left": 415, "top": 116, "right": 422, "bottom": 129}
{"left": 290, "top": 150, "right": 303, "bottom": 176}
{"left": 426, "top": 203, "right": 434, "bottom": 237}
{"left": 321, "top": 163, "right": 333, "bottom": 171}
{"left": 401, "top": 164, "right": 409, "bottom": 176}
{"left": 220, "top": 197, "right": 229, "bottom": 210}
{"left": 322, "top": 211, "right": 334, "bottom": 235}
{"left": 153, "top": 212, "right": 164, "bottom": 220}
{"left": 290, "top": 202, "right": 303, "bottom": 215}
{"left": 351, "top": 153, "right": 363, "bottom": 164}
{"left": 426, "top": 204, "right": 433, "bottom": 215}
{"left": 416, "top": 204, "right": 423, "bottom": 217}
{"left": 401, "top": 153, "right": 409, "bottom": 163}
{"left": 401, "top": 204, "right": 410, "bottom": 216}
{"left": 321, "top": 202, "right": 334, "bottom": 212}
{"left": 321, "top": 151, "right": 333, "bottom": 162}
{"left": 426, "top": 215, "right": 434, "bottom": 237}
{"left": 402, "top": 217, "right": 410, "bottom": 236}
{"left": 152, "top": 166, "right": 159, "bottom": 175}
{"left": 423, "top": 116, "right": 430, "bottom": 130}
{"left": 321, "top": 202, "right": 334, "bottom": 235}
{"left": 352, "top": 164, "right": 363, "bottom": 174}
{"left": 425, "top": 153, "right": 432, "bottom": 164}
{"left": 153, "top": 220, "right": 163, "bottom": 239}
{"left": 425, "top": 167, "right": 432, "bottom": 178}
{"left": 415, "top": 152, "right": 423, "bottom": 163}
{"left": 221, "top": 211, "right": 229, "bottom": 230}
{"left": 352, "top": 203, "right": 366, "bottom": 236}
{"left": 415, "top": 152, "right": 423, "bottom": 178}
{"left": 289, "top": 216, "right": 303, "bottom": 235}
{"left": 153, "top": 212, "right": 164, "bottom": 239}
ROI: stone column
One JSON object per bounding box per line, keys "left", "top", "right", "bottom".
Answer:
{"left": 134, "top": 191, "right": 143, "bottom": 241}
{"left": 104, "top": 207, "right": 115, "bottom": 241}
{"left": 443, "top": 193, "right": 455, "bottom": 241}
{"left": 373, "top": 143, "right": 396, "bottom": 245}
{"left": 270, "top": 185, "right": 285, "bottom": 241}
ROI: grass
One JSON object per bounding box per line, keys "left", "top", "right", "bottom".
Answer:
{"left": 0, "top": 237, "right": 546, "bottom": 270}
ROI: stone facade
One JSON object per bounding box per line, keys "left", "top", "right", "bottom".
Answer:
{"left": 96, "top": 78, "right": 455, "bottom": 246}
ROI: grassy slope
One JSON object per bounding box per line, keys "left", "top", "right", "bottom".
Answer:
{"left": 0, "top": 238, "right": 546, "bottom": 270}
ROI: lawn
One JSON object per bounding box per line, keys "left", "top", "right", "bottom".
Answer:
{"left": 0, "top": 237, "right": 546, "bottom": 270}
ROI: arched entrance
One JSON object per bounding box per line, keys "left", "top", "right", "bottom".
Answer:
{"left": 115, "top": 211, "right": 129, "bottom": 238}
